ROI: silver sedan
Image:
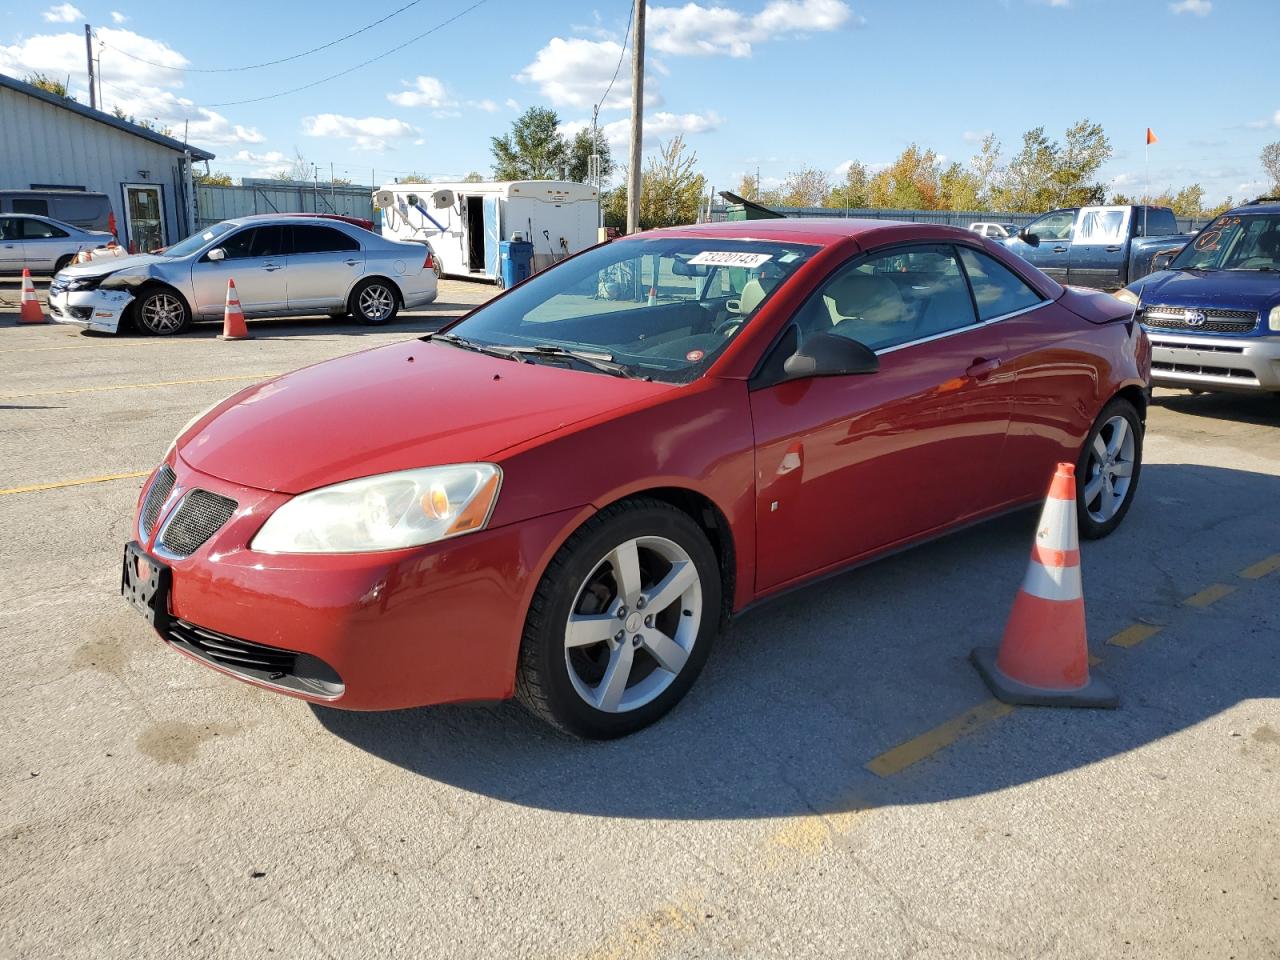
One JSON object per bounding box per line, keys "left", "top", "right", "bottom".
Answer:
{"left": 47, "top": 215, "right": 438, "bottom": 335}
{"left": 0, "top": 214, "right": 113, "bottom": 275}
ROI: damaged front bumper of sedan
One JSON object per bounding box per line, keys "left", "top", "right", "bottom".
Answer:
{"left": 47, "top": 278, "right": 135, "bottom": 334}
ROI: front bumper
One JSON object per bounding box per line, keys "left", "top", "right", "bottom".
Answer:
{"left": 129, "top": 457, "right": 581, "bottom": 710}
{"left": 48, "top": 286, "right": 133, "bottom": 333}
{"left": 1145, "top": 330, "right": 1280, "bottom": 394}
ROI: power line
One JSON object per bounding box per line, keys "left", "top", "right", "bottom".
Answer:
{"left": 201, "top": 0, "right": 488, "bottom": 107}
{"left": 97, "top": 0, "right": 426, "bottom": 73}
{"left": 595, "top": 1, "right": 634, "bottom": 116}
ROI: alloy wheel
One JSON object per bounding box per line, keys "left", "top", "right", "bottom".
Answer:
{"left": 564, "top": 535, "right": 703, "bottom": 714}
{"left": 139, "top": 293, "right": 184, "bottom": 334}
{"left": 358, "top": 284, "right": 394, "bottom": 322}
{"left": 1082, "top": 414, "right": 1136, "bottom": 523}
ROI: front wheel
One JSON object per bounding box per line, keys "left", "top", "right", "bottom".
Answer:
{"left": 516, "top": 499, "right": 724, "bottom": 739}
{"left": 133, "top": 287, "right": 190, "bottom": 336}
{"left": 1076, "top": 397, "right": 1143, "bottom": 540}
{"left": 349, "top": 278, "right": 399, "bottom": 325}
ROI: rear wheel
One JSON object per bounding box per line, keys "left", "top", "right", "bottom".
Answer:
{"left": 133, "top": 286, "right": 191, "bottom": 336}
{"left": 516, "top": 499, "right": 723, "bottom": 739}
{"left": 349, "top": 278, "right": 399, "bottom": 325}
{"left": 1076, "top": 397, "right": 1143, "bottom": 540}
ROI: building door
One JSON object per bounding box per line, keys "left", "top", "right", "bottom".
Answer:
{"left": 121, "top": 184, "right": 165, "bottom": 253}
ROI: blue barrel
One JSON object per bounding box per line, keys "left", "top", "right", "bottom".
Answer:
{"left": 498, "top": 239, "right": 534, "bottom": 288}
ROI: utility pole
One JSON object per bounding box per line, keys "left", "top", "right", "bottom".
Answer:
{"left": 625, "top": 0, "right": 645, "bottom": 235}
{"left": 84, "top": 24, "right": 96, "bottom": 110}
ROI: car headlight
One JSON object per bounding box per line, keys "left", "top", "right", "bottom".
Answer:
{"left": 63, "top": 276, "right": 103, "bottom": 291}
{"left": 1113, "top": 288, "right": 1140, "bottom": 307}
{"left": 251, "top": 464, "right": 502, "bottom": 554}
{"left": 1270, "top": 305, "right": 1280, "bottom": 332}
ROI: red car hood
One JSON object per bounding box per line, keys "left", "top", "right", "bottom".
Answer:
{"left": 178, "top": 339, "right": 671, "bottom": 493}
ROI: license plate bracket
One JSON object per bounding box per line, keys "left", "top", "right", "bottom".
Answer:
{"left": 121, "top": 541, "right": 171, "bottom": 630}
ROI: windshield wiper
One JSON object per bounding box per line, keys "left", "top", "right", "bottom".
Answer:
{"left": 497, "top": 344, "right": 646, "bottom": 379}
{"left": 427, "top": 332, "right": 530, "bottom": 361}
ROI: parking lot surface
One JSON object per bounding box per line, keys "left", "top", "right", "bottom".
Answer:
{"left": 2, "top": 287, "right": 1278, "bottom": 959}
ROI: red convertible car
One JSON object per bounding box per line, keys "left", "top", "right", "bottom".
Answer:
{"left": 122, "top": 219, "right": 1150, "bottom": 738}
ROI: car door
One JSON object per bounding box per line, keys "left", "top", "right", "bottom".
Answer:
{"left": 191, "top": 225, "right": 288, "bottom": 316}
{"left": 959, "top": 245, "right": 1098, "bottom": 501}
{"left": 18, "top": 217, "right": 72, "bottom": 273}
{"left": 1012, "top": 210, "right": 1075, "bottom": 283}
{"left": 1067, "top": 206, "right": 1130, "bottom": 289}
{"left": 749, "top": 243, "right": 1016, "bottom": 593}
{"left": 285, "top": 224, "right": 362, "bottom": 312}
{"left": 0, "top": 217, "right": 22, "bottom": 273}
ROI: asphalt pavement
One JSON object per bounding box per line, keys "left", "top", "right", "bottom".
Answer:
{"left": 1, "top": 287, "right": 1278, "bottom": 959}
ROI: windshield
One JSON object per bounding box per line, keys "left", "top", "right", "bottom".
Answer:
{"left": 445, "top": 237, "right": 818, "bottom": 382}
{"left": 1171, "top": 213, "right": 1280, "bottom": 271}
{"left": 162, "top": 221, "right": 235, "bottom": 258}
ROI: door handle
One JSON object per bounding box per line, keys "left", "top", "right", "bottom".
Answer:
{"left": 1052, "top": 246, "right": 1068, "bottom": 254}
{"left": 965, "top": 357, "right": 1002, "bottom": 381}
{"left": 344, "top": 258, "right": 360, "bottom": 266}
{"left": 1105, "top": 245, "right": 1122, "bottom": 252}
{"left": 262, "top": 263, "right": 283, "bottom": 271}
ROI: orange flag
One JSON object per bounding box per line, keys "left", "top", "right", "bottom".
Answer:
{"left": 1146, "top": 128, "right": 1158, "bottom": 145}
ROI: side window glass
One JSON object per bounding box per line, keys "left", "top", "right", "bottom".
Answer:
{"left": 291, "top": 225, "right": 359, "bottom": 254}
{"left": 22, "top": 219, "right": 66, "bottom": 239}
{"left": 252, "top": 226, "right": 286, "bottom": 258}
{"left": 12, "top": 199, "right": 49, "bottom": 216}
{"left": 0, "top": 218, "right": 17, "bottom": 241}
{"left": 958, "top": 248, "right": 1043, "bottom": 321}
{"left": 1076, "top": 209, "right": 1125, "bottom": 243}
{"left": 1027, "top": 211, "right": 1074, "bottom": 242}
{"left": 218, "top": 228, "right": 258, "bottom": 260}
{"left": 800, "top": 245, "right": 976, "bottom": 351}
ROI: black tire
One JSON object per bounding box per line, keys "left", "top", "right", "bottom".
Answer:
{"left": 53, "top": 255, "right": 73, "bottom": 275}
{"left": 132, "top": 285, "right": 191, "bottom": 336}
{"left": 348, "top": 278, "right": 400, "bottom": 325}
{"left": 515, "top": 498, "right": 724, "bottom": 739}
{"left": 1076, "top": 397, "right": 1143, "bottom": 540}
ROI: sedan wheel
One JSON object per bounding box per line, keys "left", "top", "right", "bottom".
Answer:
{"left": 516, "top": 498, "right": 722, "bottom": 738}
{"left": 135, "top": 289, "right": 190, "bottom": 336}
{"left": 1077, "top": 398, "right": 1143, "bottom": 539}
{"left": 350, "top": 279, "right": 399, "bottom": 325}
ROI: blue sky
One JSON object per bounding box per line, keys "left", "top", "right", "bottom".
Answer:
{"left": 2, "top": 0, "right": 1278, "bottom": 203}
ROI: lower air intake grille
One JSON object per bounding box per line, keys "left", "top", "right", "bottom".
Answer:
{"left": 167, "top": 619, "right": 343, "bottom": 697}
{"left": 140, "top": 466, "right": 176, "bottom": 538}
{"left": 159, "top": 489, "right": 237, "bottom": 557}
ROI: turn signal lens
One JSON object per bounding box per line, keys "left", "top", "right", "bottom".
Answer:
{"left": 422, "top": 483, "right": 452, "bottom": 520}
{"left": 1269, "top": 305, "right": 1280, "bottom": 332}
{"left": 1113, "top": 288, "right": 1140, "bottom": 308}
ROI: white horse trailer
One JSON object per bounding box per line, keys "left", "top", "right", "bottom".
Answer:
{"left": 375, "top": 180, "right": 600, "bottom": 282}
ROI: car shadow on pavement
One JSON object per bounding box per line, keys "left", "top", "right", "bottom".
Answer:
{"left": 314, "top": 462, "right": 1280, "bottom": 821}
{"left": 1152, "top": 390, "right": 1280, "bottom": 427}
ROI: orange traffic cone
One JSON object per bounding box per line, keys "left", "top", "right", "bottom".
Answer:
{"left": 970, "top": 463, "right": 1117, "bottom": 708}
{"left": 647, "top": 285, "right": 657, "bottom": 306}
{"left": 18, "top": 268, "right": 49, "bottom": 324}
{"left": 218, "top": 279, "right": 251, "bottom": 340}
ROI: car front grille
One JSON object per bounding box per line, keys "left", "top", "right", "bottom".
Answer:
{"left": 140, "top": 466, "right": 176, "bottom": 538}
{"left": 158, "top": 489, "right": 237, "bottom": 557}
{"left": 1151, "top": 360, "right": 1258, "bottom": 382}
{"left": 166, "top": 619, "right": 343, "bottom": 697}
{"left": 1141, "top": 305, "right": 1258, "bottom": 334}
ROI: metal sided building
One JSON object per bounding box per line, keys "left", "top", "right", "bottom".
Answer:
{"left": 0, "top": 73, "right": 214, "bottom": 251}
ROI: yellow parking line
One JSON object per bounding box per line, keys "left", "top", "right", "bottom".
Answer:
{"left": 1240, "top": 554, "right": 1280, "bottom": 580}
{"left": 0, "top": 470, "right": 151, "bottom": 496}
{"left": 1182, "top": 583, "right": 1237, "bottom": 608}
{"left": 865, "top": 699, "right": 1014, "bottom": 778}
{"left": 0, "top": 372, "right": 274, "bottom": 400}
{"left": 1107, "top": 623, "right": 1162, "bottom": 649}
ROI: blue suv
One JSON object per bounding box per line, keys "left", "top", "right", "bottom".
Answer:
{"left": 1117, "top": 198, "right": 1280, "bottom": 396}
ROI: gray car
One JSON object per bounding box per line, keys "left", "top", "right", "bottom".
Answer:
{"left": 47, "top": 215, "right": 439, "bottom": 335}
{"left": 0, "top": 214, "right": 113, "bottom": 275}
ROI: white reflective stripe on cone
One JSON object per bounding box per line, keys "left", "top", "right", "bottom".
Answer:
{"left": 1022, "top": 560, "right": 1083, "bottom": 602}
{"left": 1034, "top": 496, "right": 1079, "bottom": 553}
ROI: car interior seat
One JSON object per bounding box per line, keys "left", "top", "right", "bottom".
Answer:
{"left": 819, "top": 273, "right": 912, "bottom": 349}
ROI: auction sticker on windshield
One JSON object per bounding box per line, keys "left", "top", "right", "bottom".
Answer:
{"left": 688, "top": 251, "right": 773, "bottom": 268}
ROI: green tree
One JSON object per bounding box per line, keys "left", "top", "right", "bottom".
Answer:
{"left": 734, "top": 172, "right": 761, "bottom": 201}
{"left": 194, "top": 170, "right": 234, "bottom": 186}
{"left": 1052, "top": 119, "right": 1111, "bottom": 207}
{"left": 1262, "top": 142, "right": 1280, "bottom": 194}
{"left": 397, "top": 173, "right": 431, "bottom": 183}
{"left": 25, "top": 72, "right": 73, "bottom": 99}
{"left": 638, "top": 136, "right": 707, "bottom": 229}
{"left": 463, "top": 171, "right": 485, "bottom": 183}
{"left": 868, "top": 144, "right": 941, "bottom": 209}
{"left": 778, "top": 166, "right": 830, "bottom": 207}
{"left": 991, "top": 126, "right": 1058, "bottom": 211}
{"left": 824, "top": 161, "right": 870, "bottom": 209}
{"left": 566, "top": 127, "right": 614, "bottom": 184}
{"left": 970, "top": 134, "right": 1003, "bottom": 207}
{"left": 491, "top": 107, "right": 568, "bottom": 180}
{"left": 993, "top": 121, "right": 1111, "bottom": 211}
{"left": 939, "top": 162, "right": 982, "bottom": 211}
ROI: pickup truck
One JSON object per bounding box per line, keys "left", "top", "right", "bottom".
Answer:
{"left": 1003, "top": 204, "right": 1188, "bottom": 291}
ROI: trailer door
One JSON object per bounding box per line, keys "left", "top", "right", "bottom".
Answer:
{"left": 483, "top": 197, "right": 500, "bottom": 277}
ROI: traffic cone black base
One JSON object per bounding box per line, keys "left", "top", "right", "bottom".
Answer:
{"left": 970, "top": 648, "right": 1117, "bottom": 709}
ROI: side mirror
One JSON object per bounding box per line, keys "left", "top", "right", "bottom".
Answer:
{"left": 207, "top": 247, "right": 226, "bottom": 262}
{"left": 1017, "top": 230, "right": 1040, "bottom": 247}
{"left": 1151, "top": 245, "right": 1184, "bottom": 271}
{"left": 782, "top": 333, "right": 879, "bottom": 380}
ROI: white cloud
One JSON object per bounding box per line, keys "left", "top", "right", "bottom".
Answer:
{"left": 388, "top": 75, "right": 451, "bottom": 108}
{"left": 232, "top": 149, "right": 287, "bottom": 164}
{"left": 565, "top": 110, "right": 724, "bottom": 148}
{"left": 302, "top": 113, "right": 418, "bottom": 151}
{"left": 648, "top": 0, "right": 857, "bottom": 58}
{"left": 1170, "top": 0, "right": 1211, "bottom": 14}
{"left": 110, "top": 10, "right": 127, "bottom": 23}
{"left": 1236, "top": 179, "right": 1269, "bottom": 197}
{"left": 42, "top": 3, "right": 82, "bottom": 22}
{"left": 962, "top": 129, "right": 992, "bottom": 143}
{"left": 471, "top": 98, "right": 499, "bottom": 113}
{"left": 1246, "top": 109, "right": 1280, "bottom": 130}
{"left": 516, "top": 37, "right": 637, "bottom": 110}
{"left": 504, "top": 98, "right": 521, "bottom": 111}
